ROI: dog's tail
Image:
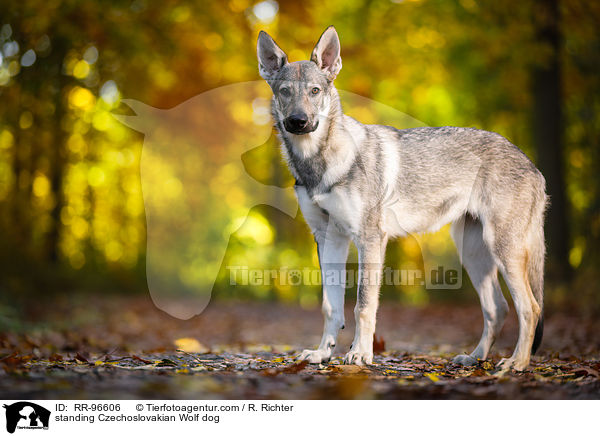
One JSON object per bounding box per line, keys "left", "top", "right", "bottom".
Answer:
{"left": 529, "top": 181, "right": 547, "bottom": 354}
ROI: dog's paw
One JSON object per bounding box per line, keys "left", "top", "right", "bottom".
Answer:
{"left": 343, "top": 350, "right": 372, "bottom": 366}
{"left": 452, "top": 354, "right": 478, "bottom": 366}
{"left": 296, "top": 348, "right": 331, "bottom": 364}
{"left": 496, "top": 357, "right": 528, "bottom": 372}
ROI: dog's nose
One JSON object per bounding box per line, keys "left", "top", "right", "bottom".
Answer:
{"left": 285, "top": 113, "right": 309, "bottom": 131}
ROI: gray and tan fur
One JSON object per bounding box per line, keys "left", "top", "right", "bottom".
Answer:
{"left": 257, "top": 26, "right": 546, "bottom": 371}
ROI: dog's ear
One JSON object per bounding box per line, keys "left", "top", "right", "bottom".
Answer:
{"left": 311, "top": 26, "right": 342, "bottom": 81}
{"left": 257, "top": 31, "right": 288, "bottom": 81}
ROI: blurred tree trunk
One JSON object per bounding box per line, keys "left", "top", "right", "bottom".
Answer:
{"left": 10, "top": 109, "right": 27, "bottom": 248}
{"left": 46, "top": 36, "right": 68, "bottom": 264}
{"left": 532, "top": 0, "right": 571, "bottom": 281}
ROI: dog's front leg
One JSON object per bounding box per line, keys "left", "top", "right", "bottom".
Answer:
{"left": 344, "top": 231, "right": 387, "bottom": 366}
{"left": 297, "top": 220, "right": 350, "bottom": 364}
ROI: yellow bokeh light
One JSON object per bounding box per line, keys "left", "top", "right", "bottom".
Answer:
{"left": 60, "top": 206, "right": 73, "bottom": 225}
{"left": 71, "top": 217, "right": 89, "bottom": 239}
{"left": 149, "top": 62, "right": 176, "bottom": 89}
{"left": 92, "top": 111, "right": 112, "bottom": 131}
{"left": 402, "top": 237, "right": 422, "bottom": 259}
{"left": 88, "top": 166, "right": 106, "bottom": 187}
{"left": 229, "top": 100, "right": 253, "bottom": 124}
{"left": 125, "top": 196, "right": 143, "bottom": 216}
{"left": 105, "top": 240, "right": 123, "bottom": 262}
{"left": 570, "top": 149, "right": 583, "bottom": 169}
{"left": 67, "top": 133, "right": 87, "bottom": 154}
{"left": 164, "top": 177, "right": 183, "bottom": 198}
{"left": 32, "top": 173, "right": 50, "bottom": 197}
{"left": 0, "top": 68, "right": 10, "bottom": 86}
{"left": 224, "top": 186, "right": 246, "bottom": 209}
{"left": 229, "top": 0, "right": 249, "bottom": 13}
{"left": 19, "top": 111, "right": 33, "bottom": 129}
{"left": 8, "top": 61, "right": 20, "bottom": 77}
{"left": 204, "top": 33, "right": 223, "bottom": 51}
{"left": 122, "top": 174, "right": 140, "bottom": 194}
{"left": 73, "top": 60, "right": 90, "bottom": 79}
{"left": 0, "top": 161, "right": 13, "bottom": 201}
{"left": 232, "top": 212, "right": 274, "bottom": 245}
{"left": 0, "top": 130, "right": 14, "bottom": 149}
{"left": 69, "top": 87, "right": 96, "bottom": 110}
{"left": 171, "top": 5, "right": 191, "bottom": 22}
{"left": 219, "top": 162, "right": 241, "bottom": 183}
{"left": 424, "top": 225, "right": 452, "bottom": 256}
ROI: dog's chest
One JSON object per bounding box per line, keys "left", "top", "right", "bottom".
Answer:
{"left": 311, "top": 187, "right": 362, "bottom": 235}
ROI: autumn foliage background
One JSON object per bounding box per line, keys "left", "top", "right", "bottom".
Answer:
{"left": 0, "top": 0, "right": 599, "bottom": 326}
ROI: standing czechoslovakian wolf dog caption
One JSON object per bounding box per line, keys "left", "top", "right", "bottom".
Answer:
{"left": 256, "top": 26, "right": 547, "bottom": 371}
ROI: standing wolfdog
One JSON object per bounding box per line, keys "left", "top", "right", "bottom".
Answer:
{"left": 257, "top": 26, "right": 547, "bottom": 371}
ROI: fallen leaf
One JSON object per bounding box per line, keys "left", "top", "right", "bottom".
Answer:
{"left": 425, "top": 372, "right": 440, "bottom": 382}
{"left": 75, "top": 352, "right": 89, "bottom": 363}
{"left": 0, "top": 352, "right": 26, "bottom": 370}
{"left": 174, "top": 338, "right": 209, "bottom": 354}
{"left": 481, "top": 361, "right": 494, "bottom": 371}
{"left": 569, "top": 367, "right": 599, "bottom": 378}
{"left": 282, "top": 360, "right": 308, "bottom": 374}
{"left": 156, "top": 358, "right": 178, "bottom": 367}
{"left": 49, "top": 353, "right": 64, "bottom": 362}
{"left": 262, "top": 360, "right": 308, "bottom": 376}
{"left": 470, "top": 368, "right": 488, "bottom": 377}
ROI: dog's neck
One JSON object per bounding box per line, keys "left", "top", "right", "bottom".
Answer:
{"left": 278, "top": 87, "right": 347, "bottom": 191}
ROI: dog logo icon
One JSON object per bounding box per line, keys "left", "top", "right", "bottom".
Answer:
{"left": 3, "top": 402, "right": 50, "bottom": 433}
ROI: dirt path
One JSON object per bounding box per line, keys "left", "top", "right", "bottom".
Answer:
{"left": 1, "top": 296, "right": 599, "bottom": 399}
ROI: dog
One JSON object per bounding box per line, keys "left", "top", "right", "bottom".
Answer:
{"left": 256, "top": 26, "right": 547, "bottom": 371}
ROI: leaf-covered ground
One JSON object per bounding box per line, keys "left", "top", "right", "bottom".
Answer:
{"left": 1, "top": 295, "right": 599, "bottom": 399}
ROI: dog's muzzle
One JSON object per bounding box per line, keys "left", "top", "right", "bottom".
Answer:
{"left": 284, "top": 113, "right": 319, "bottom": 135}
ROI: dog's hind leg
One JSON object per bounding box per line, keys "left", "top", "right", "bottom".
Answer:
{"left": 495, "top": 247, "right": 541, "bottom": 372}
{"left": 297, "top": 218, "right": 350, "bottom": 364}
{"left": 483, "top": 213, "right": 543, "bottom": 372}
{"left": 344, "top": 229, "right": 387, "bottom": 366}
{"left": 451, "top": 215, "right": 509, "bottom": 366}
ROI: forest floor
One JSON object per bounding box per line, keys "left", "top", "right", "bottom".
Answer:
{"left": 1, "top": 295, "right": 599, "bottom": 399}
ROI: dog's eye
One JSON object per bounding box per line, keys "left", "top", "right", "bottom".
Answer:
{"left": 279, "top": 88, "right": 290, "bottom": 97}
{"left": 311, "top": 87, "right": 320, "bottom": 95}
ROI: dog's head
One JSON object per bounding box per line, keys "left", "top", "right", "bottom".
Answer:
{"left": 257, "top": 26, "right": 342, "bottom": 135}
